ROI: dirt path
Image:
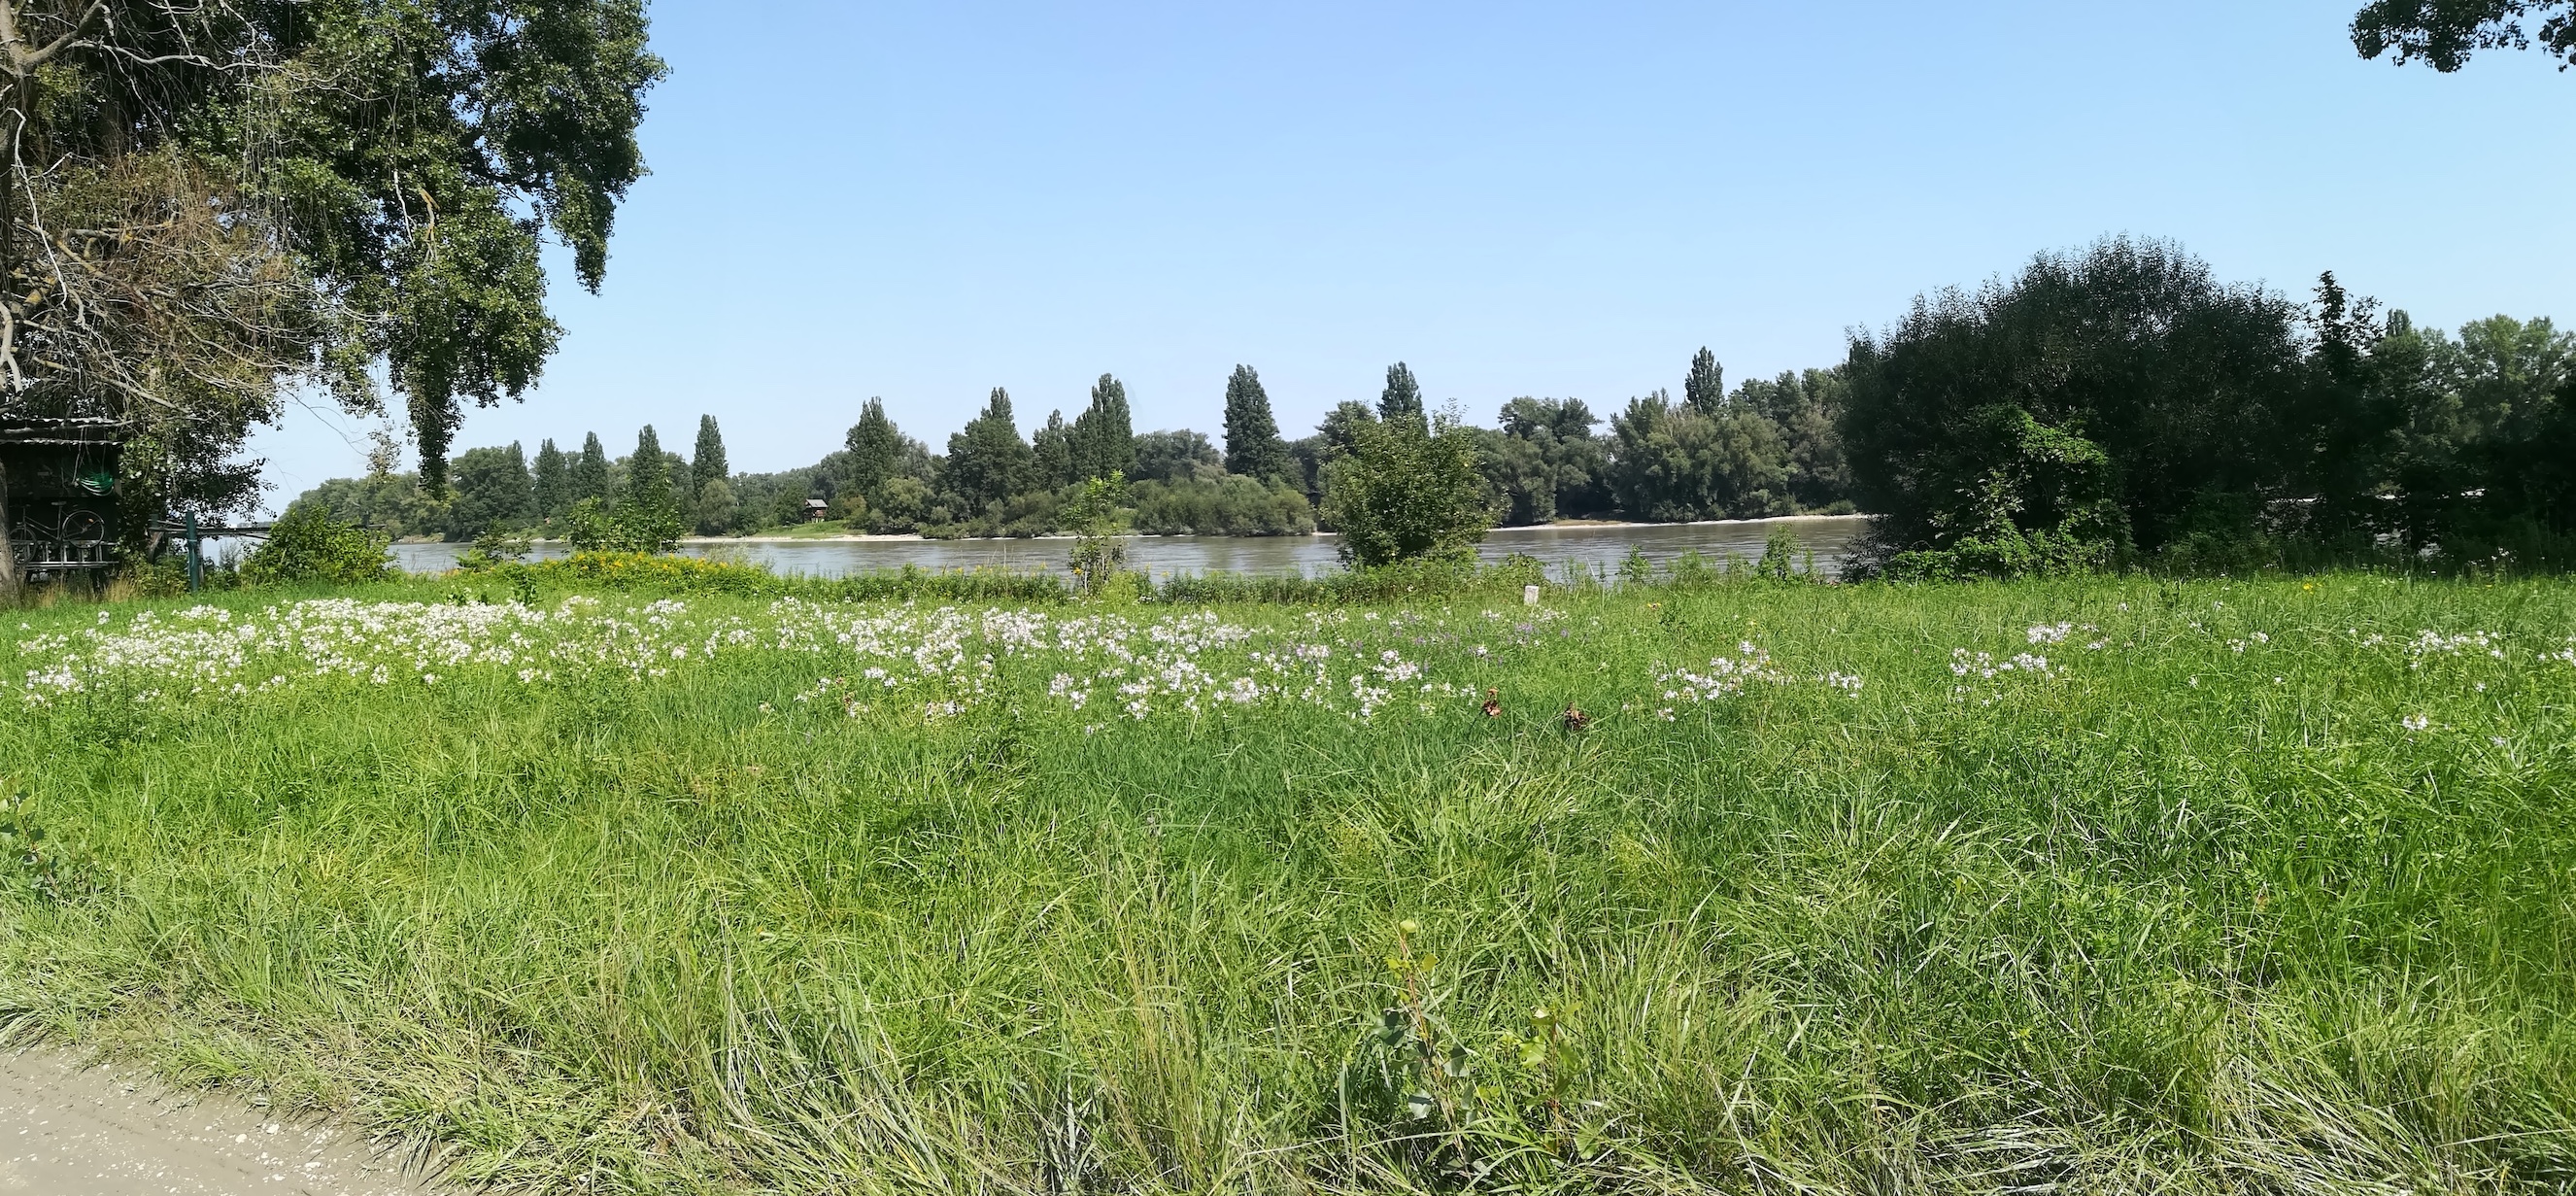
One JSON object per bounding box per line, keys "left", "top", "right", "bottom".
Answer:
{"left": 1, "top": 1047, "right": 441, "bottom": 1195}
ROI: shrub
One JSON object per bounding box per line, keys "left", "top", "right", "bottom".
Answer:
{"left": 241, "top": 507, "right": 394, "bottom": 585}
{"left": 1130, "top": 475, "right": 1315, "bottom": 536}
{"left": 1060, "top": 474, "right": 1132, "bottom": 597}
{"left": 1323, "top": 413, "right": 1490, "bottom": 566}
{"left": 565, "top": 496, "right": 678, "bottom": 554}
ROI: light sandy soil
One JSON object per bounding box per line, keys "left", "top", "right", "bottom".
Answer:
{"left": 1, "top": 1047, "right": 442, "bottom": 1196}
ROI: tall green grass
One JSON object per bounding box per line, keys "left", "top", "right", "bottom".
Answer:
{"left": 2, "top": 574, "right": 2572, "bottom": 1193}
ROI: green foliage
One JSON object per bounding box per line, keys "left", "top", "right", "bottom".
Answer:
{"left": 844, "top": 398, "right": 904, "bottom": 501}
{"left": 1324, "top": 409, "right": 1492, "bottom": 566}
{"left": 444, "top": 442, "right": 533, "bottom": 539}
{"left": 1872, "top": 409, "right": 2129, "bottom": 582}
{"left": 1482, "top": 397, "right": 1610, "bottom": 525}
{"left": 1221, "top": 364, "right": 1291, "bottom": 482}
{"left": 1683, "top": 346, "right": 1726, "bottom": 415}
{"left": 1617, "top": 543, "right": 1655, "bottom": 585}
{"left": 1152, "top": 554, "right": 1491, "bottom": 603}
{"left": 1030, "top": 408, "right": 1076, "bottom": 491}
{"left": 694, "top": 478, "right": 739, "bottom": 537}
{"left": 1753, "top": 524, "right": 1806, "bottom": 581}
{"left": 514, "top": 551, "right": 1068, "bottom": 603}
{"left": 530, "top": 438, "right": 571, "bottom": 519}
{"left": 1061, "top": 473, "right": 1132, "bottom": 596}
{"left": 564, "top": 496, "right": 673, "bottom": 554}
{"left": 0, "top": 786, "right": 104, "bottom": 906}
{"left": 1070, "top": 374, "right": 1137, "bottom": 482}
{"left": 1845, "top": 237, "right": 2312, "bottom": 572}
{"left": 2369, "top": 312, "right": 2576, "bottom": 548}
{"left": 241, "top": 507, "right": 394, "bottom": 585}
{"left": 1607, "top": 390, "right": 1793, "bottom": 521}
{"left": 0, "top": 0, "right": 662, "bottom": 507}
{"left": 454, "top": 529, "right": 534, "bottom": 572}
{"left": 870, "top": 476, "right": 933, "bottom": 534}
{"left": 571, "top": 432, "right": 612, "bottom": 506}
{"left": 1131, "top": 428, "right": 1221, "bottom": 483}
{"left": 944, "top": 389, "right": 1035, "bottom": 511}
{"left": 1378, "top": 360, "right": 1426, "bottom": 426}
{"left": 691, "top": 416, "right": 728, "bottom": 500}
{"left": 1734, "top": 367, "right": 1856, "bottom": 512}
{"left": 1129, "top": 475, "right": 1315, "bottom": 535}
{"left": 2353, "top": 0, "right": 2576, "bottom": 70}
{"left": 286, "top": 471, "right": 450, "bottom": 541}
{"left": 615, "top": 426, "right": 686, "bottom": 550}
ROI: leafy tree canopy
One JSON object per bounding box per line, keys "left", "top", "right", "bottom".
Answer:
{"left": 1071, "top": 374, "right": 1135, "bottom": 481}
{"left": 571, "top": 432, "right": 611, "bottom": 505}
{"left": 945, "top": 388, "right": 1034, "bottom": 509}
{"left": 1841, "top": 237, "right": 2317, "bottom": 564}
{"left": 531, "top": 439, "right": 569, "bottom": 518}
{"left": 0, "top": 0, "right": 662, "bottom": 511}
{"left": 1324, "top": 408, "right": 1489, "bottom": 566}
{"left": 1221, "top": 365, "right": 1289, "bottom": 482}
{"left": 1378, "top": 362, "right": 1425, "bottom": 427}
{"left": 1684, "top": 348, "right": 1726, "bottom": 415}
{"left": 844, "top": 398, "right": 904, "bottom": 500}
{"left": 2355, "top": 0, "right": 2576, "bottom": 70}
{"left": 692, "top": 417, "right": 728, "bottom": 498}
{"left": 1134, "top": 429, "right": 1220, "bottom": 484}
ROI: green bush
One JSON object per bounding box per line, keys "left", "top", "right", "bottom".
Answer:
{"left": 1322, "top": 413, "right": 1491, "bottom": 566}
{"left": 240, "top": 507, "right": 394, "bottom": 585}
{"left": 564, "top": 496, "right": 678, "bottom": 554}
{"left": 1130, "top": 475, "right": 1315, "bottom": 535}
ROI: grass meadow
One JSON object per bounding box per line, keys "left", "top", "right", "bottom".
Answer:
{"left": 2, "top": 573, "right": 2573, "bottom": 1193}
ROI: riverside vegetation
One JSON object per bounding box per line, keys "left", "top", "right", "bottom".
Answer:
{"left": 3, "top": 561, "right": 2573, "bottom": 1193}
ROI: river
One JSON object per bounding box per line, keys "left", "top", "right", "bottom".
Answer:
{"left": 387, "top": 515, "right": 1872, "bottom": 581}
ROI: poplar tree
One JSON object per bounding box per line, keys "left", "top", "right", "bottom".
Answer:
{"left": 844, "top": 398, "right": 902, "bottom": 501}
{"left": 572, "top": 433, "right": 612, "bottom": 504}
{"left": 1685, "top": 348, "right": 1727, "bottom": 415}
{"left": 1378, "top": 362, "right": 1426, "bottom": 428}
{"left": 1033, "top": 410, "right": 1076, "bottom": 490}
{"left": 1072, "top": 374, "right": 1136, "bottom": 480}
{"left": 691, "top": 416, "right": 729, "bottom": 499}
{"left": 945, "top": 389, "right": 1034, "bottom": 507}
{"left": 1222, "top": 365, "right": 1290, "bottom": 481}
{"left": 621, "top": 425, "right": 684, "bottom": 547}
{"left": 532, "top": 439, "right": 570, "bottom": 518}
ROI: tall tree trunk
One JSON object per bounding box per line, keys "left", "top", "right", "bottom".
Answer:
{"left": 0, "top": 2, "right": 26, "bottom": 602}
{"left": 0, "top": 454, "right": 17, "bottom": 599}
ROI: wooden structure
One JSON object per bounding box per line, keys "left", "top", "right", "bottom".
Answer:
{"left": 1, "top": 417, "right": 124, "bottom": 581}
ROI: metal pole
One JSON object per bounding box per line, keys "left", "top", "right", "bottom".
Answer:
{"left": 186, "top": 512, "right": 202, "bottom": 593}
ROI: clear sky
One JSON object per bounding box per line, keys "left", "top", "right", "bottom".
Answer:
{"left": 249, "top": 0, "right": 2576, "bottom": 505}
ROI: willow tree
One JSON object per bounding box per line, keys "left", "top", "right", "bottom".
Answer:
{"left": 0, "top": 0, "right": 661, "bottom": 558}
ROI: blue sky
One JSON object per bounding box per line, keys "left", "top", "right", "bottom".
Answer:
{"left": 251, "top": 0, "right": 2576, "bottom": 503}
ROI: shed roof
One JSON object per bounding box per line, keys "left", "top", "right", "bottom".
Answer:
{"left": 0, "top": 417, "right": 126, "bottom": 447}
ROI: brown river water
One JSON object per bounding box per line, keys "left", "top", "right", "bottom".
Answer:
{"left": 387, "top": 515, "right": 1872, "bottom": 581}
